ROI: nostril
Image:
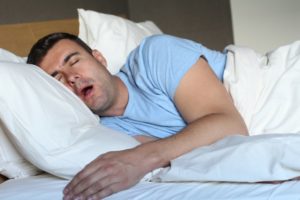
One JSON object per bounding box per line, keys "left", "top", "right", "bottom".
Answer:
{"left": 74, "top": 74, "right": 80, "bottom": 79}
{"left": 69, "top": 81, "right": 75, "bottom": 86}
{"left": 68, "top": 74, "right": 80, "bottom": 85}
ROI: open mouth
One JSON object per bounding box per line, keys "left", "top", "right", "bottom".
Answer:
{"left": 81, "top": 85, "right": 93, "bottom": 98}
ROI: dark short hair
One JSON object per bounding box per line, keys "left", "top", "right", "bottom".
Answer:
{"left": 27, "top": 32, "right": 92, "bottom": 65}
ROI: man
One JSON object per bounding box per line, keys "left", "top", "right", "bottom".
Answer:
{"left": 27, "top": 32, "right": 248, "bottom": 200}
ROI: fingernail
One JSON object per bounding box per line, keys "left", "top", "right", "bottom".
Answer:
{"left": 63, "top": 188, "right": 69, "bottom": 195}
{"left": 74, "top": 196, "right": 83, "bottom": 200}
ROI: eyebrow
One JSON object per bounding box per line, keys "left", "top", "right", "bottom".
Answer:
{"left": 63, "top": 52, "right": 79, "bottom": 64}
{"left": 50, "top": 52, "right": 79, "bottom": 77}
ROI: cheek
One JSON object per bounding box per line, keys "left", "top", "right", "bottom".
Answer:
{"left": 89, "top": 86, "right": 108, "bottom": 107}
{"left": 85, "top": 62, "right": 108, "bottom": 76}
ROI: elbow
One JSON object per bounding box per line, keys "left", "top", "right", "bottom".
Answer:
{"left": 230, "top": 112, "right": 249, "bottom": 136}
{"left": 237, "top": 126, "right": 249, "bottom": 136}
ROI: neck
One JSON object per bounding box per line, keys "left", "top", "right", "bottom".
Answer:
{"left": 99, "top": 76, "right": 128, "bottom": 117}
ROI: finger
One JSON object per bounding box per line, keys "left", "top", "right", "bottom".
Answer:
{"left": 77, "top": 172, "right": 110, "bottom": 196}
{"left": 80, "top": 174, "right": 121, "bottom": 199}
{"left": 85, "top": 169, "right": 141, "bottom": 200}
{"left": 65, "top": 160, "right": 119, "bottom": 199}
{"left": 64, "top": 156, "right": 106, "bottom": 195}
{"left": 86, "top": 181, "right": 128, "bottom": 200}
{"left": 63, "top": 172, "right": 105, "bottom": 200}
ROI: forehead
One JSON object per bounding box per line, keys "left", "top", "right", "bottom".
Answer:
{"left": 39, "top": 39, "right": 83, "bottom": 72}
{"left": 48, "top": 39, "right": 83, "bottom": 55}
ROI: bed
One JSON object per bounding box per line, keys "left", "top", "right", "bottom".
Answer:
{"left": 1, "top": 173, "right": 300, "bottom": 200}
{"left": 1, "top": 8, "right": 300, "bottom": 200}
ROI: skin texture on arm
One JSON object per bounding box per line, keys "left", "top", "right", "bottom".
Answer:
{"left": 63, "top": 57, "right": 248, "bottom": 200}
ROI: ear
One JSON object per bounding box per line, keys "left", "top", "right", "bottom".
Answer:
{"left": 92, "top": 50, "right": 108, "bottom": 68}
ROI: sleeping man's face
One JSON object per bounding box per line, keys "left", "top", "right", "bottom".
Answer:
{"left": 38, "top": 39, "right": 117, "bottom": 114}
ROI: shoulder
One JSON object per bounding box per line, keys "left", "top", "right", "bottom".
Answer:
{"left": 133, "top": 34, "right": 203, "bottom": 64}
{"left": 140, "top": 34, "right": 201, "bottom": 51}
{"left": 142, "top": 34, "right": 180, "bottom": 44}
{"left": 126, "top": 35, "right": 181, "bottom": 69}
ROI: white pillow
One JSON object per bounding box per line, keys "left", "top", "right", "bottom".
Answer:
{"left": 78, "top": 8, "right": 162, "bottom": 74}
{"left": 0, "top": 48, "right": 26, "bottom": 63}
{"left": 0, "top": 62, "right": 140, "bottom": 179}
{"left": 0, "top": 125, "right": 41, "bottom": 179}
{"left": 0, "top": 49, "right": 41, "bottom": 179}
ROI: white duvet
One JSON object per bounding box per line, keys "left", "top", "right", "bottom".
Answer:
{"left": 150, "top": 41, "right": 300, "bottom": 183}
{"left": 151, "top": 133, "right": 300, "bottom": 183}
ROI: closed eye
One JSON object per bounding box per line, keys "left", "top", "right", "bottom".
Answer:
{"left": 54, "top": 73, "right": 63, "bottom": 81}
{"left": 71, "top": 59, "right": 79, "bottom": 66}
{"left": 68, "top": 54, "right": 80, "bottom": 67}
{"left": 51, "top": 72, "right": 64, "bottom": 83}
{"left": 51, "top": 71, "right": 59, "bottom": 77}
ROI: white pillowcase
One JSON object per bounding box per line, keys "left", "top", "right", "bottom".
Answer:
{"left": 0, "top": 48, "right": 26, "bottom": 63}
{"left": 0, "top": 126, "right": 41, "bottom": 179}
{"left": 0, "top": 62, "right": 140, "bottom": 179}
{"left": 0, "top": 49, "right": 41, "bottom": 179}
{"left": 78, "top": 8, "right": 162, "bottom": 74}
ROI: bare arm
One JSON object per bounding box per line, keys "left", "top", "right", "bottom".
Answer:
{"left": 63, "top": 58, "right": 248, "bottom": 200}
{"left": 129, "top": 57, "right": 248, "bottom": 169}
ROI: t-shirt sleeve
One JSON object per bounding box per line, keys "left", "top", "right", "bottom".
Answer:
{"left": 123, "top": 34, "right": 226, "bottom": 100}
{"left": 125, "top": 34, "right": 204, "bottom": 99}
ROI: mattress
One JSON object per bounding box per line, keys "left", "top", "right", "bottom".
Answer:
{"left": 1, "top": 174, "right": 300, "bottom": 200}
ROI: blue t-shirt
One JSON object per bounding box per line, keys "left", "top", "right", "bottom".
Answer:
{"left": 101, "top": 34, "right": 226, "bottom": 138}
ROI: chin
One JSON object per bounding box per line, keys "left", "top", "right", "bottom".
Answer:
{"left": 90, "top": 104, "right": 104, "bottom": 115}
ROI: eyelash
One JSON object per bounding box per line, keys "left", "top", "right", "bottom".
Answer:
{"left": 54, "top": 74, "right": 62, "bottom": 81}
{"left": 71, "top": 59, "right": 79, "bottom": 66}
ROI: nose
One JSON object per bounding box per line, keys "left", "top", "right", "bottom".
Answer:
{"left": 64, "top": 73, "right": 80, "bottom": 94}
{"left": 67, "top": 73, "right": 80, "bottom": 86}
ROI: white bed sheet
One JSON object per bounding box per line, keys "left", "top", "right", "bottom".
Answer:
{"left": 1, "top": 174, "right": 300, "bottom": 200}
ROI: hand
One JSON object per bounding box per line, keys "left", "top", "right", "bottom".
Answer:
{"left": 63, "top": 148, "right": 151, "bottom": 200}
